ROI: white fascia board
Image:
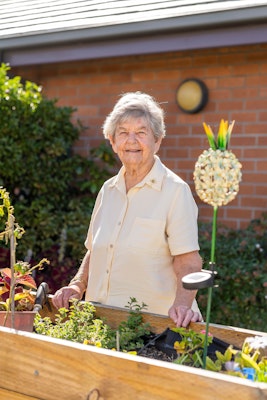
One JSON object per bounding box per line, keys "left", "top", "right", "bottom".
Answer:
{"left": 3, "top": 23, "right": 267, "bottom": 67}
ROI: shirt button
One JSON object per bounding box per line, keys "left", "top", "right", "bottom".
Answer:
{"left": 110, "top": 244, "right": 113, "bottom": 248}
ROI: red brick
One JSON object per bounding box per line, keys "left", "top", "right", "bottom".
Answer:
{"left": 244, "top": 172, "right": 267, "bottom": 183}
{"left": 217, "top": 100, "right": 244, "bottom": 111}
{"left": 231, "top": 64, "right": 260, "bottom": 75}
{"left": 255, "top": 185, "right": 267, "bottom": 195}
{"left": 258, "top": 135, "right": 267, "bottom": 146}
{"left": 243, "top": 148, "right": 267, "bottom": 159}
{"left": 241, "top": 196, "right": 267, "bottom": 208}
{"left": 257, "top": 160, "right": 267, "bottom": 170}
{"left": 238, "top": 184, "right": 255, "bottom": 195}
{"left": 231, "top": 112, "right": 257, "bottom": 122}
{"left": 225, "top": 207, "right": 253, "bottom": 219}
{"left": 212, "top": 89, "right": 231, "bottom": 100}
{"left": 218, "top": 77, "right": 245, "bottom": 87}
{"left": 165, "top": 148, "right": 189, "bottom": 158}
{"left": 205, "top": 66, "right": 232, "bottom": 77}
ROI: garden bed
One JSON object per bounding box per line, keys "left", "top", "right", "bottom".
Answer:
{"left": 0, "top": 298, "right": 266, "bottom": 400}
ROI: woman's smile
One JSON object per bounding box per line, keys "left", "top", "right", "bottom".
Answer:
{"left": 125, "top": 149, "right": 142, "bottom": 154}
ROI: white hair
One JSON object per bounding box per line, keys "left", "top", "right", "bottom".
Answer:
{"left": 102, "top": 92, "right": 166, "bottom": 140}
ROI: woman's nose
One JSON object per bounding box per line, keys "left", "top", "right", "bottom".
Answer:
{"left": 127, "top": 132, "right": 138, "bottom": 142}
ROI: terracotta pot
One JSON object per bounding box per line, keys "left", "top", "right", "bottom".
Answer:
{"left": 0, "top": 311, "right": 36, "bottom": 332}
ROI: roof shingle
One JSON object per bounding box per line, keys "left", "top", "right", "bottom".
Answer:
{"left": 1, "top": 0, "right": 267, "bottom": 39}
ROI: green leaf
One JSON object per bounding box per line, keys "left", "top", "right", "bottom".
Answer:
{"left": 203, "top": 122, "right": 217, "bottom": 150}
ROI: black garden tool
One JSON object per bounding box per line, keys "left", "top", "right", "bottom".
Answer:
{"left": 33, "top": 282, "right": 49, "bottom": 313}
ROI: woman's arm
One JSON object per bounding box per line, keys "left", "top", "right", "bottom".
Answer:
{"left": 168, "top": 250, "right": 202, "bottom": 327}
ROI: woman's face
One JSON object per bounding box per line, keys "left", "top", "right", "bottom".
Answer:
{"left": 109, "top": 116, "right": 162, "bottom": 172}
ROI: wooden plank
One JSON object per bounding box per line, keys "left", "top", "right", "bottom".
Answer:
{"left": 0, "top": 327, "right": 266, "bottom": 400}
{"left": 92, "top": 303, "right": 267, "bottom": 348}
{"left": 40, "top": 297, "right": 267, "bottom": 349}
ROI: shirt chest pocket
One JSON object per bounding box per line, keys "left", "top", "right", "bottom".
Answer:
{"left": 126, "top": 217, "right": 167, "bottom": 254}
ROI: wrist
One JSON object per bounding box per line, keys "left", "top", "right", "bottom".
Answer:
{"left": 68, "top": 277, "right": 87, "bottom": 293}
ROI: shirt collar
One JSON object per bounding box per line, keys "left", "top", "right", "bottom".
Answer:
{"left": 109, "top": 155, "right": 164, "bottom": 192}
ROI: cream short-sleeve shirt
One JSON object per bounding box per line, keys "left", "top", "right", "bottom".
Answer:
{"left": 84, "top": 156, "right": 200, "bottom": 315}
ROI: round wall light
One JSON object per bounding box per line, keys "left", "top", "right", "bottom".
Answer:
{"left": 176, "top": 78, "right": 208, "bottom": 114}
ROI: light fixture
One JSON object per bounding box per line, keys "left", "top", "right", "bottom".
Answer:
{"left": 182, "top": 269, "right": 216, "bottom": 290}
{"left": 176, "top": 78, "right": 208, "bottom": 114}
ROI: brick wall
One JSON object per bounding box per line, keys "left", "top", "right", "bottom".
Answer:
{"left": 12, "top": 43, "right": 267, "bottom": 229}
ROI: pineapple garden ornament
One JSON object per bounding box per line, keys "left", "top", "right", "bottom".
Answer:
{"left": 192, "top": 119, "right": 242, "bottom": 368}
{"left": 193, "top": 120, "right": 242, "bottom": 207}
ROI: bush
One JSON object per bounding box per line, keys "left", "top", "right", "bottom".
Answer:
{"left": 197, "top": 213, "right": 267, "bottom": 331}
{"left": 0, "top": 63, "right": 117, "bottom": 290}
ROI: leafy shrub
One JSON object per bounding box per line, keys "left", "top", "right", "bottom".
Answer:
{"left": 197, "top": 213, "right": 267, "bottom": 331}
{"left": 0, "top": 63, "right": 117, "bottom": 290}
{"left": 34, "top": 297, "right": 151, "bottom": 351}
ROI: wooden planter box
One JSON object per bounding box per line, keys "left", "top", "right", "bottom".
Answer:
{"left": 0, "top": 298, "right": 266, "bottom": 400}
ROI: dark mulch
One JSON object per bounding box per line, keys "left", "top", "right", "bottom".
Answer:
{"left": 138, "top": 346, "right": 175, "bottom": 362}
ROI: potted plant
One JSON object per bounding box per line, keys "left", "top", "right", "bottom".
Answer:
{"left": 0, "top": 186, "right": 48, "bottom": 331}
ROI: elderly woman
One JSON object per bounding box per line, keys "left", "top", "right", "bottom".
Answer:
{"left": 53, "top": 92, "right": 202, "bottom": 327}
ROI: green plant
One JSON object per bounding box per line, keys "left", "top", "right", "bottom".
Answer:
{"left": 35, "top": 301, "right": 115, "bottom": 348}
{"left": 117, "top": 297, "right": 151, "bottom": 351}
{"left": 172, "top": 328, "right": 213, "bottom": 368}
{"left": 0, "top": 261, "right": 47, "bottom": 312}
{"left": 170, "top": 327, "right": 266, "bottom": 383}
{"left": 34, "top": 297, "right": 151, "bottom": 352}
{"left": 197, "top": 213, "right": 267, "bottom": 331}
{"left": 205, "top": 337, "right": 267, "bottom": 383}
{"left": 0, "top": 63, "right": 117, "bottom": 287}
{"left": 0, "top": 186, "right": 48, "bottom": 322}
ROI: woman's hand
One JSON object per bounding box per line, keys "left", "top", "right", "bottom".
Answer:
{"left": 168, "top": 304, "right": 201, "bottom": 328}
{"left": 52, "top": 284, "right": 83, "bottom": 309}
